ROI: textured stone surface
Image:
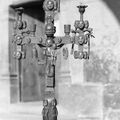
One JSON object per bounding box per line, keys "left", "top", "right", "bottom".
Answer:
{"left": 84, "top": 52, "right": 120, "bottom": 84}
{"left": 57, "top": 84, "right": 103, "bottom": 119}
{"left": 84, "top": 52, "right": 110, "bottom": 84}
{"left": 104, "top": 110, "right": 120, "bottom": 120}
{"left": 104, "top": 84, "right": 120, "bottom": 109}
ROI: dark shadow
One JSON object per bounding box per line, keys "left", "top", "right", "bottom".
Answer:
{"left": 103, "top": 0, "right": 120, "bottom": 23}
{"left": 10, "top": 0, "right": 45, "bottom": 22}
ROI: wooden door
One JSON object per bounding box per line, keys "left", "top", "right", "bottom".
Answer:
{"left": 9, "top": 1, "right": 46, "bottom": 103}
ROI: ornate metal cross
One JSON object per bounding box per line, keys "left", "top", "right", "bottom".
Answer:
{"left": 13, "top": 0, "right": 93, "bottom": 120}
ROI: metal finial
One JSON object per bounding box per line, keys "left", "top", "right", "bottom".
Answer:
{"left": 15, "top": 7, "right": 24, "bottom": 15}
{"left": 77, "top": 4, "right": 88, "bottom": 14}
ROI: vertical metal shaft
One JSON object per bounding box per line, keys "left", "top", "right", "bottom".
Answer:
{"left": 42, "top": 1, "right": 58, "bottom": 120}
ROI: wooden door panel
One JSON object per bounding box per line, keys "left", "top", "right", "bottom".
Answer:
{"left": 9, "top": 2, "right": 45, "bottom": 103}
{"left": 21, "top": 44, "right": 46, "bottom": 102}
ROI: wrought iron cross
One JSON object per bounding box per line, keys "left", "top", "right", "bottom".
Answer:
{"left": 13, "top": 0, "right": 94, "bottom": 119}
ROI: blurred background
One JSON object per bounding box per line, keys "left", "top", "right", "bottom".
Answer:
{"left": 1, "top": 0, "right": 120, "bottom": 120}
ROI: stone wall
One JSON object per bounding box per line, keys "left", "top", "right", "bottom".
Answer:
{"left": 56, "top": 0, "right": 120, "bottom": 120}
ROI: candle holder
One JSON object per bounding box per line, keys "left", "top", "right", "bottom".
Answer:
{"left": 13, "top": 0, "right": 94, "bottom": 119}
